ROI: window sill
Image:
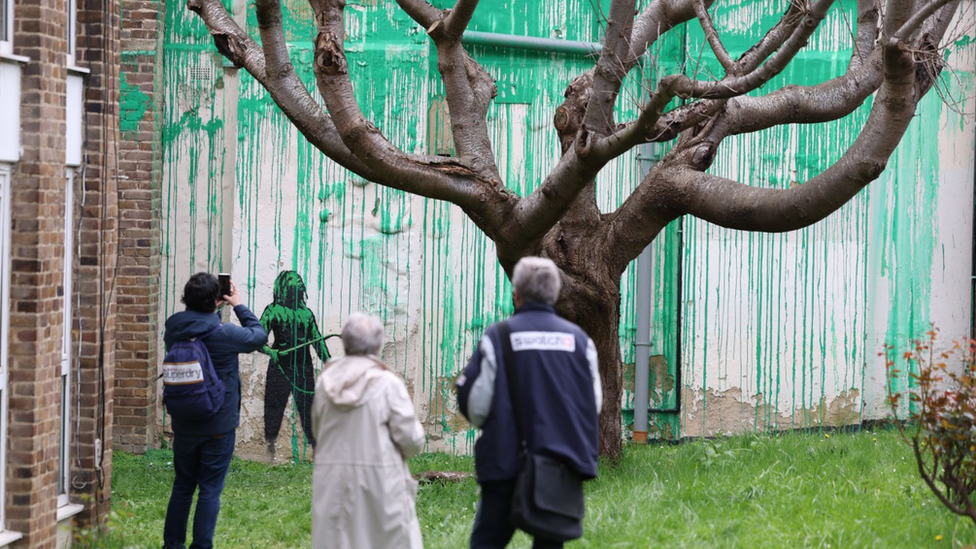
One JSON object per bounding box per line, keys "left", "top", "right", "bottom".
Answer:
{"left": 0, "top": 530, "right": 24, "bottom": 547}
{"left": 67, "top": 65, "right": 89, "bottom": 75}
{"left": 0, "top": 53, "right": 29, "bottom": 65}
{"left": 57, "top": 502, "right": 84, "bottom": 522}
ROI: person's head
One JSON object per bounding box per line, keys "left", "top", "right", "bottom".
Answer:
{"left": 511, "top": 256, "right": 561, "bottom": 307}
{"left": 182, "top": 272, "right": 220, "bottom": 313}
{"left": 273, "top": 270, "right": 307, "bottom": 309}
{"left": 341, "top": 313, "right": 384, "bottom": 356}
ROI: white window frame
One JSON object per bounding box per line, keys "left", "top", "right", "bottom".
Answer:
{"left": 0, "top": 164, "right": 12, "bottom": 531}
{"left": 58, "top": 168, "right": 74, "bottom": 508}
{"left": 65, "top": 0, "right": 76, "bottom": 66}
{"left": 0, "top": 0, "right": 12, "bottom": 57}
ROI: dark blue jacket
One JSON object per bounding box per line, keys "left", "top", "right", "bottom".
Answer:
{"left": 456, "top": 303, "right": 602, "bottom": 482}
{"left": 164, "top": 305, "right": 268, "bottom": 436}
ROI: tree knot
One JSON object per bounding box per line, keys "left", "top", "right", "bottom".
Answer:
{"left": 314, "top": 32, "right": 347, "bottom": 76}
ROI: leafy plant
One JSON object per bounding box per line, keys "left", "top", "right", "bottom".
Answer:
{"left": 885, "top": 329, "right": 976, "bottom": 526}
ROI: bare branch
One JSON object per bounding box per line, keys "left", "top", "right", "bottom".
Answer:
{"left": 312, "top": 0, "right": 504, "bottom": 219}
{"left": 735, "top": 0, "right": 806, "bottom": 72}
{"left": 586, "top": 0, "right": 833, "bottom": 165}
{"left": 443, "top": 0, "right": 480, "bottom": 38}
{"left": 187, "top": 0, "right": 267, "bottom": 77}
{"left": 884, "top": 0, "right": 918, "bottom": 33}
{"left": 670, "top": 0, "right": 836, "bottom": 100}
{"left": 893, "top": 0, "right": 958, "bottom": 41}
{"left": 583, "top": 0, "right": 639, "bottom": 135}
{"left": 723, "top": 50, "right": 884, "bottom": 136}
{"left": 694, "top": 0, "right": 735, "bottom": 73}
{"left": 190, "top": 0, "right": 379, "bottom": 181}
{"left": 393, "top": 0, "right": 441, "bottom": 28}
{"left": 850, "top": 0, "right": 881, "bottom": 72}
{"left": 587, "top": 75, "right": 686, "bottom": 162}
{"left": 669, "top": 40, "right": 920, "bottom": 234}
{"left": 631, "top": 0, "right": 711, "bottom": 59}
{"left": 430, "top": 40, "right": 501, "bottom": 180}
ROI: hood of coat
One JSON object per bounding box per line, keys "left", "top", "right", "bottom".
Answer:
{"left": 321, "top": 355, "right": 388, "bottom": 408}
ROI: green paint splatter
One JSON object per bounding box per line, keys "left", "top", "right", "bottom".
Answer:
{"left": 119, "top": 71, "right": 150, "bottom": 134}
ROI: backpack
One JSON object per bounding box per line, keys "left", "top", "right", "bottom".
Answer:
{"left": 161, "top": 324, "right": 226, "bottom": 419}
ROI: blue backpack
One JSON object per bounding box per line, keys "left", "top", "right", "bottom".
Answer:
{"left": 161, "top": 325, "right": 226, "bottom": 419}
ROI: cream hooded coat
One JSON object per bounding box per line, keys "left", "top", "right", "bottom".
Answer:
{"left": 312, "top": 355, "right": 425, "bottom": 549}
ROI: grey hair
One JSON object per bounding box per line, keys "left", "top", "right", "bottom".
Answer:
{"left": 512, "top": 257, "right": 561, "bottom": 305}
{"left": 341, "top": 313, "right": 385, "bottom": 356}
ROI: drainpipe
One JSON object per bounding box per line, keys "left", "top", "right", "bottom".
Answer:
{"left": 633, "top": 223, "right": 654, "bottom": 444}
{"left": 633, "top": 143, "right": 657, "bottom": 444}
{"left": 971, "top": 142, "right": 976, "bottom": 343}
{"left": 461, "top": 31, "right": 602, "bottom": 57}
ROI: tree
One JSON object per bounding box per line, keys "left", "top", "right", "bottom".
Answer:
{"left": 188, "top": 0, "right": 965, "bottom": 458}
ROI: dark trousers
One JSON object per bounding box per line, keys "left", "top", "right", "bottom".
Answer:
{"left": 470, "top": 480, "right": 564, "bottom": 549}
{"left": 162, "top": 431, "right": 236, "bottom": 549}
{"left": 264, "top": 360, "right": 316, "bottom": 447}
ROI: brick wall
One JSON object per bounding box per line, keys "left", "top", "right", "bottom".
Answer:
{"left": 8, "top": 0, "right": 69, "bottom": 545}
{"left": 5, "top": 0, "right": 120, "bottom": 540}
{"left": 72, "top": 0, "right": 121, "bottom": 525}
{"left": 114, "top": 0, "right": 165, "bottom": 454}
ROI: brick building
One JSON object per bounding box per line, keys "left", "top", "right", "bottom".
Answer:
{"left": 0, "top": 0, "right": 120, "bottom": 543}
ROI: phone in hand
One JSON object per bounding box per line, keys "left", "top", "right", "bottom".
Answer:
{"left": 218, "top": 273, "right": 231, "bottom": 298}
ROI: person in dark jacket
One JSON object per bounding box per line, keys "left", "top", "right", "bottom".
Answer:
{"left": 456, "top": 257, "right": 602, "bottom": 549}
{"left": 162, "top": 273, "right": 268, "bottom": 549}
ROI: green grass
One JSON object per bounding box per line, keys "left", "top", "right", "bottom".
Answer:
{"left": 80, "top": 428, "right": 975, "bottom": 548}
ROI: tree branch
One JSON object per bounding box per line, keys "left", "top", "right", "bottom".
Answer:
{"left": 393, "top": 0, "right": 441, "bottom": 28}
{"left": 583, "top": 0, "right": 638, "bottom": 135}
{"left": 667, "top": 40, "right": 920, "bottom": 233}
{"left": 894, "top": 0, "right": 958, "bottom": 41}
{"left": 187, "top": 0, "right": 267, "bottom": 77}
{"left": 735, "top": 0, "right": 807, "bottom": 72}
{"left": 425, "top": 14, "right": 501, "bottom": 182}
{"left": 631, "top": 0, "right": 711, "bottom": 60}
{"left": 442, "top": 0, "right": 480, "bottom": 38}
{"left": 723, "top": 50, "right": 883, "bottom": 136}
{"left": 190, "top": 0, "right": 378, "bottom": 181}
{"left": 584, "top": 0, "right": 832, "bottom": 169}
{"left": 694, "top": 0, "right": 735, "bottom": 73}
{"left": 850, "top": 0, "right": 880, "bottom": 72}
{"left": 667, "top": 0, "right": 835, "bottom": 100}
{"left": 313, "top": 0, "right": 504, "bottom": 221}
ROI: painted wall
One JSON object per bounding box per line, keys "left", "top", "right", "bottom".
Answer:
{"left": 152, "top": 0, "right": 976, "bottom": 459}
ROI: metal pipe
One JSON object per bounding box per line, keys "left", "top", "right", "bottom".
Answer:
{"left": 632, "top": 143, "right": 658, "bottom": 444}
{"left": 633, "top": 235, "right": 653, "bottom": 444}
{"left": 971, "top": 141, "right": 976, "bottom": 343}
{"left": 461, "top": 30, "right": 602, "bottom": 57}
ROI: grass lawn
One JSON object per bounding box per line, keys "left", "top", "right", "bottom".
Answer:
{"left": 80, "top": 428, "right": 975, "bottom": 548}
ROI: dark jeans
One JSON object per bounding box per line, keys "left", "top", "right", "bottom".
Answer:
{"left": 470, "top": 480, "right": 564, "bottom": 549}
{"left": 162, "top": 431, "right": 236, "bottom": 549}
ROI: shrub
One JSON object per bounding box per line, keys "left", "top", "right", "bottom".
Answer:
{"left": 885, "top": 329, "right": 976, "bottom": 526}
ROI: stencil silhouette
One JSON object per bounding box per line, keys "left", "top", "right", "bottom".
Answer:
{"left": 260, "top": 271, "right": 331, "bottom": 454}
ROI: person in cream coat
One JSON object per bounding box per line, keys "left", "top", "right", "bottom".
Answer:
{"left": 312, "top": 312, "right": 425, "bottom": 549}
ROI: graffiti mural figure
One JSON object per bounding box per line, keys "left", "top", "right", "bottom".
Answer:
{"left": 260, "top": 271, "right": 332, "bottom": 455}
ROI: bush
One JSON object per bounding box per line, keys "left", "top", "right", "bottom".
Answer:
{"left": 885, "top": 329, "right": 976, "bottom": 526}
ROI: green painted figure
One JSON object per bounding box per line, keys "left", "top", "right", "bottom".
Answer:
{"left": 259, "top": 271, "right": 331, "bottom": 454}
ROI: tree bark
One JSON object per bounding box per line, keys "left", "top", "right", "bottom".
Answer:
{"left": 559, "top": 275, "right": 624, "bottom": 460}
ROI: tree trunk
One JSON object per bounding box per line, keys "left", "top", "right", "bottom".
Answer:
{"left": 558, "top": 280, "right": 624, "bottom": 460}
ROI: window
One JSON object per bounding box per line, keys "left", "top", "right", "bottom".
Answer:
{"left": 0, "top": 164, "right": 12, "bottom": 531}
{"left": 0, "top": 0, "right": 12, "bottom": 56}
{"left": 66, "top": 0, "right": 76, "bottom": 66}
{"left": 58, "top": 168, "right": 75, "bottom": 507}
